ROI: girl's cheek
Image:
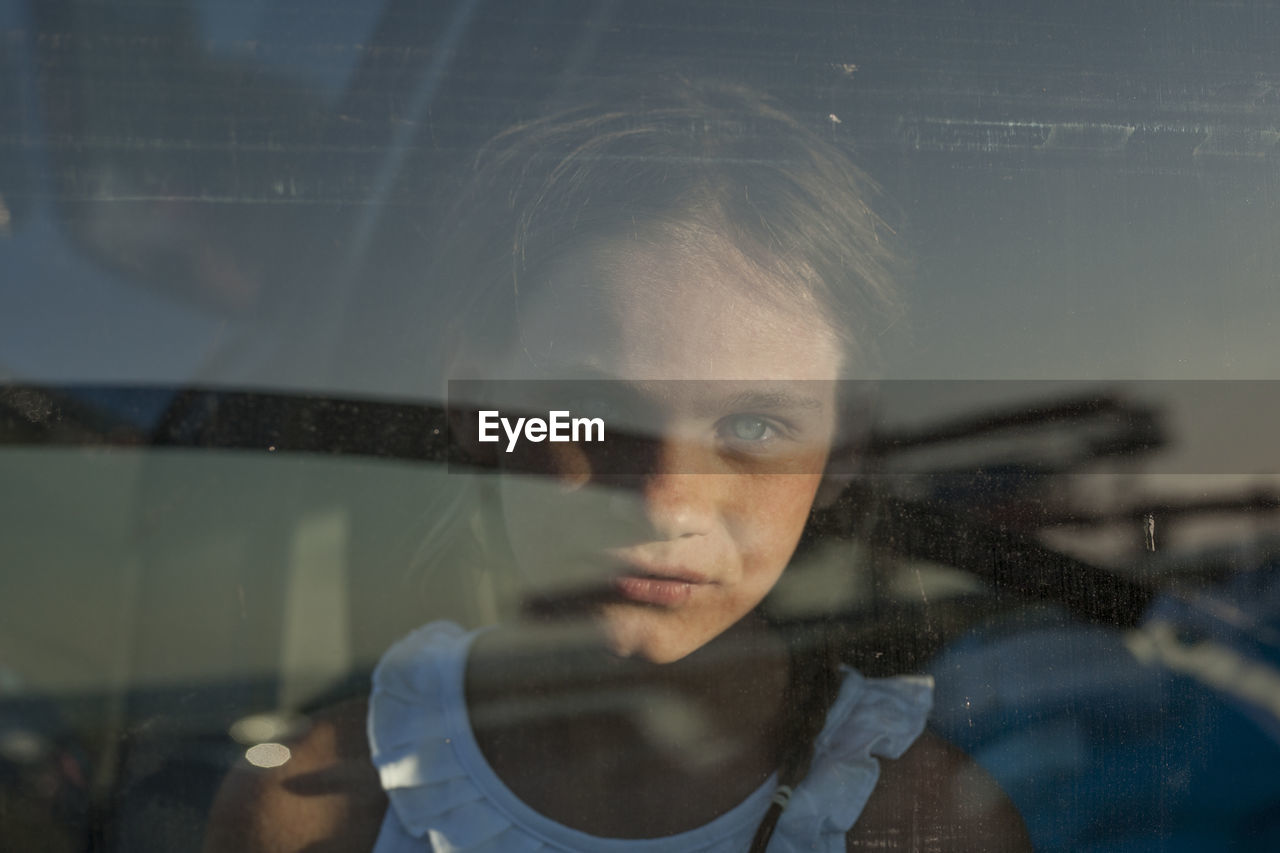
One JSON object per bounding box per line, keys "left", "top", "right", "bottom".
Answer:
{"left": 502, "top": 441, "right": 593, "bottom": 490}
{"left": 734, "top": 473, "right": 826, "bottom": 551}
{"left": 543, "top": 443, "right": 595, "bottom": 489}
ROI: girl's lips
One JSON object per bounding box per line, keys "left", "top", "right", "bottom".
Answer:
{"left": 612, "top": 574, "right": 698, "bottom": 606}
{"left": 609, "top": 561, "right": 711, "bottom": 606}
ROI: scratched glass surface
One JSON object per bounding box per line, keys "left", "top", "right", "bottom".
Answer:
{"left": 4, "top": 2, "right": 1280, "bottom": 851}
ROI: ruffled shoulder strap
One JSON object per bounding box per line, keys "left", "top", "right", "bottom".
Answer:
{"left": 368, "top": 621, "right": 550, "bottom": 851}
{"left": 770, "top": 667, "right": 935, "bottom": 853}
{"left": 368, "top": 622, "right": 932, "bottom": 853}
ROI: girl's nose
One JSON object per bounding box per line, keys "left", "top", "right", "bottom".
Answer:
{"left": 640, "top": 472, "right": 718, "bottom": 539}
{"left": 613, "top": 439, "right": 719, "bottom": 540}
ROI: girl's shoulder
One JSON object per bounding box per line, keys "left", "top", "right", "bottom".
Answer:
{"left": 846, "top": 729, "right": 1034, "bottom": 852}
{"left": 786, "top": 666, "right": 1031, "bottom": 851}
{"left": 200, "top": 623, "right": 469, "bottom": 853}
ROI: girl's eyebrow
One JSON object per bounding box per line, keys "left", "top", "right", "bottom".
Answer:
{"left": 715, "top": 388, "right": 829, "bottom": 413}
{"left": 525, "top": 369, "right": 831, "bottom": 414}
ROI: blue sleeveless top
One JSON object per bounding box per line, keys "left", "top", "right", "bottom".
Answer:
{"left": 367, "top": 622, "right": 933, "bottom": 852}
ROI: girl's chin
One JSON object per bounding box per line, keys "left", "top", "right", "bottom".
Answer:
{"left": 516, "top": 592, "right": 775, "bottom": 666}
{"left": 504, "top": 606, "right": 694, "bottom": 665}
{"left": 589, "top": 609, "right": 715, "bottom": 665}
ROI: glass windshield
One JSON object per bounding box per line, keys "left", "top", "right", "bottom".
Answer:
{"left": 4, "top": 2, "right": 1280, "bottom": 851}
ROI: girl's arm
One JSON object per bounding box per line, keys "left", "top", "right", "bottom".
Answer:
{"left": 847, "top": 730, "right": 1034, "bottom": 852}
{"left": 201, "top": 699, "right": 387, "bottom": 853}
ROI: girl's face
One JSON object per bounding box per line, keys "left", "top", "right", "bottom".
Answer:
{"left": 479, "top": 237, "right": 845, "bottom": 664}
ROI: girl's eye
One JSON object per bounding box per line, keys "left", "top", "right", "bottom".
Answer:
{"left": 724, "top": 415, "right": 775, "bottom": 443}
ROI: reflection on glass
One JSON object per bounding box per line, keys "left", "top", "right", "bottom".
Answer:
{"left": 244, "top": 743, "right": 291, "bottom": 770}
